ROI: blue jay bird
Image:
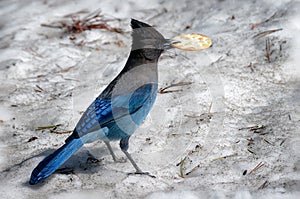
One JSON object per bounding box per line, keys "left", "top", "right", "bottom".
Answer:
{"left": 29, "top": 19, "right": 176, "bottom": 185}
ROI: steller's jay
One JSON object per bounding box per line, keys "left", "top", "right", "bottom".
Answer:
{"left": 29, "top": 19, "right": 176, "bottom": 185}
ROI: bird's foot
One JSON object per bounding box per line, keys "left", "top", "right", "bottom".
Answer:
{"left": 128, "top": 171, "right": 156, "bottom": 178}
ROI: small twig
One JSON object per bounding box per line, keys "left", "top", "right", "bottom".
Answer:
{"left": 41, "top": 9, "right": 123, "bottom": 39}
{"left": 212, "top": 56, "right": 223, "bottom": 65}
{"left": 239, "top": 125, "right": 266, "bottom": 131}
{"left": 249, "top": 161, "right": 264, "bottom": 175}
{"left": 279, "top": 40, "right": 287, "bottom": 52}
{"left": 178, "top": 158, "right": 186, "bottom": 178}
{"left": 36, "top": 74, "right": 46, "bottom": 78}
{"left": 251, "top": 12, "right": 277, "bottom": 30}
{"left": 212, "top": 153, "right": 237, "bottom": 161}
{"left": 175, "top": 145, "right": 202, "bottom": 168}
{"left": 36, "top": 124, "right": 62, "bottom": 130}
{"left": 248, "top": 62, "right": 254, "bottom": 72}
{"left": 158, "top": 81, "right": 192, "bottom": 94}
{"left": 266, "top": 38, "right": 271, "bottom": 63}
{"left": 280, "top": 139, "right": 286, "bottom": 146}
{"left": 247, "top": 149, "right": 256, "bottom": 154}
{"left": 81, "top": 8, "right": 102, "bottom": 21}
{"left": 258, "top": 180, "right": 269, "bottom": 190}
{"left": 50, "top": 130, "right": 72, "bottom": 134}
{"left": 176, "top": 145, "right": 203, "bottom": 177}
{"left": 185, "top": 163, "right": 201, "bottom": 176}
{"left": 253, "top": 28, "right": 283, "bottom": 39}
{"left": 60, "top": 65, "right": 75, "bottom": 73}
{"left": 36, "top": 124, "right": 71, "bottom": 134}
{"left": 35, "top": 85, "right": 44, "bottom": 92}
{"left": 63, "top": 9, "right": 89, "bottom": 18}
{"left": 263, "top": 138, "right": 274, "bottom": 145}
{"left": 184, "top": 114, "right": 201, "bottom": 118}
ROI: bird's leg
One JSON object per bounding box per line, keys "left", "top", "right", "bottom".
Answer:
{"left": 104, "top": 141, "right": 126, "bottom": 163}
{"left": 120, "top": 137, "right": 155, "bottom": 178}
{"left": 104, "top": 141, "right": 117, "bottom": 161}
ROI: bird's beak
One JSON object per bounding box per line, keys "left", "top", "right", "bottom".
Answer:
{"left": 163, "top": 39, "right": 180, "bottom": 50}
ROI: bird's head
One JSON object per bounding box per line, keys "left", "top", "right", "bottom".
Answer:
{"left": 130, "top": 19, "right": 175, "bottom": 60}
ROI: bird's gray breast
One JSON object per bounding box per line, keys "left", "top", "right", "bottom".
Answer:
{"left": 111, "top": 62, "right": 158, "bottom": 98}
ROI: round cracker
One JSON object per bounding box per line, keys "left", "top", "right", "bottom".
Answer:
{"left": 171, "top": 33, "right": 212, "bottom": 51}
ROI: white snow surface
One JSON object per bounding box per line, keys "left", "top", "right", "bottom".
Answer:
{"left": 0, "top": 0, "right": 299, "bottom": 198}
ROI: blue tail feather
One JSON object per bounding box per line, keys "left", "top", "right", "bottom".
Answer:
{"left": 29, "top": 138, "right": 83, "bottom": 185}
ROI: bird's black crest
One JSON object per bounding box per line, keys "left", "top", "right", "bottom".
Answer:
{"left": 130, "top": 19, "right": 165, "bottom": 41}
{"left": 131, "top": 18, "right": 152, "bottom": 29}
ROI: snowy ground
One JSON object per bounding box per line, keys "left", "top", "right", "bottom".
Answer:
{"left": 0, "top": 0, "right": 300, "bottom": 198}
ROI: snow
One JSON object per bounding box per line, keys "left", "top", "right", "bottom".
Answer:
{"left": 0, "top": 0, "right": 300, "bottom": 198}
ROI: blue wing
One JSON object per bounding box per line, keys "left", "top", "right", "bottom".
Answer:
{"left": 69, "top": 83, "right": 157, "bottom": 141}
